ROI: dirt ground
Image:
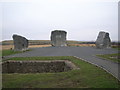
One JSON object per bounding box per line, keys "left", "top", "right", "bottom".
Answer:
{"left": 1, "top": 44, "right": 95, "bottom": 50}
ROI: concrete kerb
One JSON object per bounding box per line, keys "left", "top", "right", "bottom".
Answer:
{"left": 73, "top": 56, "right": 120, "bottom": 81}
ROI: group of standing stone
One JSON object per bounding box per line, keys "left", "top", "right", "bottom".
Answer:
{"left": 12, "top": 30, "right": 111, "bottom": 51}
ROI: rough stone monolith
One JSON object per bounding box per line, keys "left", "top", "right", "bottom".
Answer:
{"left": 12, "top": 34, "right": 28, "bottom": 51}
{"left": 95, "top": 31, "right": 111, "bottom": 49}
{"left": 51, "top": 30, "right": 67, "bottom": 46}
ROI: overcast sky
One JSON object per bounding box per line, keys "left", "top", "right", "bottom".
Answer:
{"left": 0, "top": 0, "right": 119, "bottom": 41}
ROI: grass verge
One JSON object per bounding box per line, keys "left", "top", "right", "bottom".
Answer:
{"left": 111, "top": 45, "right": 120, "bottom": 50}
{"left": 2, "top": 49, "right": 31, "bottom": 57}
{"left": 96, "top": 53, "right": 120, "bottom": 63}
{"left": 2, "top": 56, "right": 120, "bottom": 88}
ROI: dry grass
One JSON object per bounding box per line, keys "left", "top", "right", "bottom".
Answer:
{"left": 68, "top": 44, "right": 95, "bottom": 47}
{"left": 1, "top": 45, "right": 13, "bottom": 50}
{"left": 29, "top": 45, "right": 51, "bottom": 48}
{"left": 1, "top": 45, "right": 52, "bottom": 50}
{"left": 1, "top": 44, "right": 96, "bottom": 50}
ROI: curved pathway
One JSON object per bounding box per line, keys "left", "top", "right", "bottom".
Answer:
{"left": 5, "top": 46, "right": 119, "bottom": 80}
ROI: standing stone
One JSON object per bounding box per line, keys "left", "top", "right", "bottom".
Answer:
{"left": 51, "top": 30, "right": 67, "bottom": 46}
{"left": 95, "top": 31, "right": 111, "bottom": 49}
{"left": 12, "top": 34, "right": 28, "bottom": 51}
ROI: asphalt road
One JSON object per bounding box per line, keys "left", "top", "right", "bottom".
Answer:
{"left": 6, "top": 46, "right": 119, "bottom": 80}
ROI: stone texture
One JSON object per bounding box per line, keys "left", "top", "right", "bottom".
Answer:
{"left": 12, "top": 34, "right": 28, "bottom": 51}
{"left": 95, "top": 31, "right": 111, "bottom": 49}
{"left": 51, "top": 30, "right": 67, "bottom": 46}
{"left": 2, "top": 60, "right": 78, "bottom": 73}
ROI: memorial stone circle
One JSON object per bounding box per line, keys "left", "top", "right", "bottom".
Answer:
{"left": 12, "top": 34, "right": 28, "bottom": 51}
{"left": 95, "top": 31, "right": 111, "bottom": 49}
{"left": 51, "top": 30, "right": 67, "bottom": 46}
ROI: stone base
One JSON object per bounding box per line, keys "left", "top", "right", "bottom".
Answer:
{"left": 2, "top": 60, "right": 79, "bottom": 73}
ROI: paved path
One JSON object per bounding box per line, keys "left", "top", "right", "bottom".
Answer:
{"left": 5, "top": 46, "right": 119, "bottom": 80}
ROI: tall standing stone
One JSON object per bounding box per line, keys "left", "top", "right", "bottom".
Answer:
{"left": 12, "top": 34, "right": 28, "bottom": 51}
{"left": 95, "top": 31, "right": 111, "bottom": 49}
{"left": 51, "top": 30, "right": 67, "bottom": 46}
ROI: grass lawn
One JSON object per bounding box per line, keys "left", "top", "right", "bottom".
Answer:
{"left": 111, "top": 45, "right": 120, "bottom": 50}
{"left": 2, "top": 49, "right": 30, "bottom": 57}
{"left": 96, "top": 53, "right": 120, "bottom": 63}
{"left": 2, "top": 56, "right": 120, "bottom": 88}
